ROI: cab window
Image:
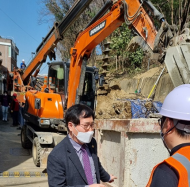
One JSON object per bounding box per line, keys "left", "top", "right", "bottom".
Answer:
{"left": 48, "top": 65, "right": 65, "bottom": 93}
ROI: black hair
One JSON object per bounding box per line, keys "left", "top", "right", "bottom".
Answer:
{"left": 175, "top": 120, "right": 190, "bottom": 138}
{"left": 176, "top": 128, "right": 188, "bottom": 138}
{"left": 65, "top": 104, "right": 94, "bottom": 131}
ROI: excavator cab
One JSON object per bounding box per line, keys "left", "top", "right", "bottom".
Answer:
{"left": 48, "top": 63, "right": 66, "bottom": 94}
{"left": 46, "top": 62, "right": 69, "bottom": 112}
{"left": 48, "top": 61, "right": 97, "bottom": 110}
{"left": 48, "top": 62, "right": 98, "bottom": 110}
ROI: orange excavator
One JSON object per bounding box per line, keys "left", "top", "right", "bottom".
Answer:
{"left": 67, "top": 0, "right": 190, "bottom": 109}
{"left": 14, "top": 0, "right": 189, "bottom": 168}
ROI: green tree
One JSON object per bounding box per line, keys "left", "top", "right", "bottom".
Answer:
{"left": 110, "top": 24, "right": 143, "bottom": 71}
{"left": 151, "top": 0, "right": 190, "bottom": 31}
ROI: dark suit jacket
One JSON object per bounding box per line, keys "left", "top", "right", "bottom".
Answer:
{"left": 47, "top": 135, "right": 110, "bottom": 187}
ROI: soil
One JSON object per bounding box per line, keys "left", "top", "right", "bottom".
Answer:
{"left": 96, "top": 89, "right": 146, "bottom": 119}
{"left": 134, "top": 67, "right": 162, "bottom": 79}
{"left": 95, "top": 67, "right": 163, "bottom": 119}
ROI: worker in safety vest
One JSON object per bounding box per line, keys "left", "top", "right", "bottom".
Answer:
{"left": 146, "top": 84, "right": 190, "bottom": 187}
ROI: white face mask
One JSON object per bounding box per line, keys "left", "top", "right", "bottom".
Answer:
{"left": 73, "top": 125, "right": 94, "bottom": 144}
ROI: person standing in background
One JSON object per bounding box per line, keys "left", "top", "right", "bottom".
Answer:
{"left": 17, "top": 102, "right": 25, "bottom": 130}
{"left": 10, "top": 93, "right": 19, "bottom": 127}
{"left": 0, "top": 91, "right": 10, "bottom": 122}
{"left": 20, "top": 59, "right": 26, "bottom": 70}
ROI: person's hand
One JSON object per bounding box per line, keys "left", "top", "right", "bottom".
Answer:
{"left": 11, "top": 110, "right": 13, "bottom": 113}
{"left": 109, "top": 174, "right": 117, "bottom": 183}
{"left": 89, "top": 184, "right": 106, "bottom": 187}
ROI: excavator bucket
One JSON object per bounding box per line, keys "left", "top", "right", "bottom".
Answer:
{"left": 127, "top": 36, "right": 152, "bottom": 53}
{"left": 164, "top": 43, "right": 190, "bottom": 87}
{"left": 127, "top": 36, "right": 159, "bottom": 60}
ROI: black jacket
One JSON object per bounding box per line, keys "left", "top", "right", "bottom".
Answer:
{"left": 0, "top": 94, "right": 10, "bottom": 107}
{"left": 47, "top": 135, "right": 110, "bottom": 187}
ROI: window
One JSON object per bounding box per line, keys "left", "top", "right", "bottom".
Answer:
{"left": 8, "top": 47, "right": 11, "bottom": 57}
{"left": 48, "top": 65, "right": 64, "bottom": 93}
{"left": 83, "top": 72, "right": 93, "bottom": 95}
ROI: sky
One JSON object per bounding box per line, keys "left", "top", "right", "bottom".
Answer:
{"left": 0, "top": 0, "right": 55, "bottom": 75}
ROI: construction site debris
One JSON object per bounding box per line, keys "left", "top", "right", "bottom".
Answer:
{"left": 95, "top": 66, "right": 164, "bottom": 120}
{"left": 96, "top": 89, "right": 162, "bottom": 119}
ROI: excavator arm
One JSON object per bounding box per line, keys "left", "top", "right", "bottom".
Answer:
{"left": 18, "top": 0, "right": 94, "bottom": 85}
{"left": 67, "top": 0, "right": 163, "bottom": 107}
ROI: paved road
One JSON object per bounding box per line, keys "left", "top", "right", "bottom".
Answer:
{"left": 0, "top": 118, "right": 48, "bottom": 187}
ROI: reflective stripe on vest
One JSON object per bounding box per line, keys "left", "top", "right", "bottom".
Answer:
{"left": 172, "top": 153, "right": 190, "bottom": 186}
{"left": 146, "top": 146, "right": 190, "bottom": 187}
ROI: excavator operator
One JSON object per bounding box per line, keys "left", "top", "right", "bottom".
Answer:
{"left": 146, "top": 84, "right": 190, "bottom": 187}
{"left": 48, "top": 65, "right": 65, "bottom": 93}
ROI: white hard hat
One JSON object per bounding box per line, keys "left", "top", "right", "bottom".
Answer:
{"left": 22, "top": 59, "right": 25, "bottom": 62}
{"left": 159, "top": 84, "right": 190, "bottom": 121}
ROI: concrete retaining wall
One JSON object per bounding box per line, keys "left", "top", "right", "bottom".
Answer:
{"left": 95, "top": 119, "right": 169, "bottom": 187}
{"left": 110, "top": 71, "right": 174, "bottom": 103}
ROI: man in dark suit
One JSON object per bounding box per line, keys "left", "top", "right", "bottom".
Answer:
{"left": 47, "top": 104, "right": 116, "bottom": 187}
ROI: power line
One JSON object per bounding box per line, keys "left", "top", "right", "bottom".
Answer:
{"left": 26, "top": 56, "right": 33, "bottom": 66}
{"left": 0, "top": 8, "right": 38, "bottom": 43}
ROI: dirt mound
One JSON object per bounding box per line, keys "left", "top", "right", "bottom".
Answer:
{"left": 95, "top": 67, "right": 166, "bottom": 119}
{"left": 96, "top": 89, "right": 146, "bottom": 119}
{"left": 134, "top": 67, "right": 162, "bottom": 79}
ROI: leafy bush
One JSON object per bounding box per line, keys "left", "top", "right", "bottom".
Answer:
{"left": 110, "top": 24, "right": 144, "bottom": 72}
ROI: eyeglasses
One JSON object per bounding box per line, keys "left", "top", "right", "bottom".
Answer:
{"left": 158, "top": 117, "right": 166, "bottom": 127}
{"left": 79, "top": 123, "right": 96, "bottom": 130}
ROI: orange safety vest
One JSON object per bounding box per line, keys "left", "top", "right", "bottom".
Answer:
{"left": 146, "top": 146, "right": 190, "bottom": 187}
